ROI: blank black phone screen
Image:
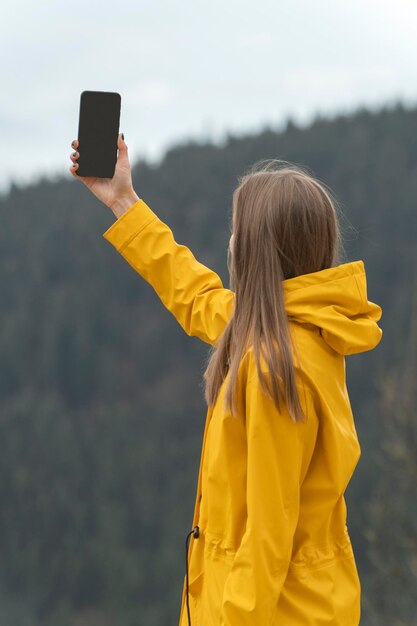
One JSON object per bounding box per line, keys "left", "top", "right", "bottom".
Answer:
{"left": 76, "top": 90, "right": 121, "bottom": 178}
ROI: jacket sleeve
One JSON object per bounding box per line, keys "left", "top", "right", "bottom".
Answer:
{"left": 102, "top": 198, "right": 235, "bottom": 346}
{"left": 219, "top": 370, "right": 316, "bottom": 626}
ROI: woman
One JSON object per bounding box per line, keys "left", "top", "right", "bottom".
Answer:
{"left": 69, "top": 134, "right": 383, "bottom": 625}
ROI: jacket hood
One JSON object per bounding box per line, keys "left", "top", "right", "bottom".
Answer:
{"left": 283, "top": 260, "right": 382, "bottom": 355}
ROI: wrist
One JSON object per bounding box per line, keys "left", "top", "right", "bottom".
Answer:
{"left": 111, "top": 191, "right": 140, "bottom": 219}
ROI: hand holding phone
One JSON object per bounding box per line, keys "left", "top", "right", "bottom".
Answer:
{"left": 69, "top": 90, "right": 139, "bottom": 217}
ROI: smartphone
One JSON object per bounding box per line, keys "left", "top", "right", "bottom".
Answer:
{"left": 76, "top": 90, "right": 121, "bottom": 178}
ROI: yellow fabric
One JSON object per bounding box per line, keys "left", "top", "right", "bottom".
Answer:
{"left": 103, "top": 198, "right": 383, "bottom": 626}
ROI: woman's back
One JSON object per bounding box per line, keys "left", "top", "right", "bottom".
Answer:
{"left": 278, "top": 260, "right": 381, "bottom": 623}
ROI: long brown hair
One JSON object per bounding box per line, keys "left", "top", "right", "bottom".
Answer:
{"left": 202, "top": 159, "right": 342, "bottom": 422}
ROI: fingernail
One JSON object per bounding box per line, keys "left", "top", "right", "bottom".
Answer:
{"left": 121, "top": 133, "right": 124, "bottom": 141}
{"left": 73, "top": 152, "right": 77, "bottom": 156}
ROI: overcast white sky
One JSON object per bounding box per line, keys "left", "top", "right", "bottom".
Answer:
{"left": 1, "top": 0, "right": 416, "bottom": 195}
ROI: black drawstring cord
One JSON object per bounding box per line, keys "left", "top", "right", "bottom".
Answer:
{"left": 185, "top": 525, "right": 200, "bottom": 626}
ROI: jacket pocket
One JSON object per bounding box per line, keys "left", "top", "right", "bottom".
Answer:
{"left": 184, "top": 569, "right": 204, "bottom": 626}
{"left": 188, "top": 569, "right": 204, "bottom": 597}
{"left": 200, "top": 542, "right": 235, "bottom": 624}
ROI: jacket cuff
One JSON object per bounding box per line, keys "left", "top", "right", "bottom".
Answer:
{"left": 102, "top": 198, "right": 158, "bottom": 252}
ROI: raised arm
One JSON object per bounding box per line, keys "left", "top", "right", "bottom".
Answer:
{"left": 102, "top": 197, "right": 235, "bottom": 346}
{"left": 69, "top": 135, "right": 233, "bottom": 345}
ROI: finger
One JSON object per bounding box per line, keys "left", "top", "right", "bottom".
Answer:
{"left": 117, "top": 132, "right": 126, "bottom": 150}
{"left": 71, "top": 139, "right": 79, "bottom": 149}
{"left": 70, "top": 151, "right": 79, "bottom": 162}
{"left": 70, "top": 162, "right": 79, "bottom": 176}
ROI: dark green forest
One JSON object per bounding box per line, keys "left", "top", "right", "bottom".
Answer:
{"left": 0, "top": 101, "right": 416, "bottom": 625}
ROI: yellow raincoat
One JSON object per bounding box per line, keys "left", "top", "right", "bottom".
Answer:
{"left": 102, "top": 198, "right": 383, "bottom": 626}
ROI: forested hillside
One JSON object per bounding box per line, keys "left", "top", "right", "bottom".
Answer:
{"left": 0, "top": 101, "right": 415, "bottom": 625}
